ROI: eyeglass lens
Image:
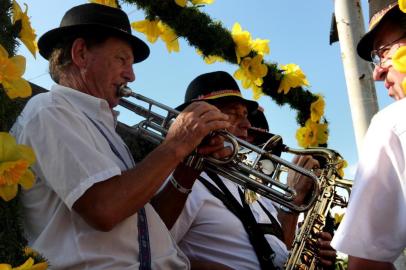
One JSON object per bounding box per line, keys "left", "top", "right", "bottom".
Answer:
{"left": 370, "top": 33, "right": 406, "bottom": 66}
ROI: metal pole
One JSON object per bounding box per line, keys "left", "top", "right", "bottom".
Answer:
{"left": 334, "top": 0, "right": 378, "bottom": 155}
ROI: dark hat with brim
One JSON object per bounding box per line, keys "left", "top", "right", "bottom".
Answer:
{"left": 357, "top": 0, "right": 400, "bottom": 61}
{"left": 176, "top": 71, "right": 258, "bottom": 113}
{"left": 38, "top": 3, "right": 149, "bottom": 63}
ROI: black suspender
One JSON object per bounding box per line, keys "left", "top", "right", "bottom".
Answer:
{"left": 85, "top": 115, "right": 151, "bottom": 270}
{"left": 199, "top": 171, "right": 283, "bottom": 270}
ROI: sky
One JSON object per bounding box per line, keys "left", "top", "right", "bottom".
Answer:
{"left": 16, "top": 0, "right": 392, "bottom": 180}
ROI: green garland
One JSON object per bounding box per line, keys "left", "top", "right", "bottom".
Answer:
{"left": 0, "top": 0, "right": 326, "bottom": 266}
{"left": 0, "top": 0, "right": 47, "bottom": 267}
{"left": 122, "top": 0, "right": 319, "bottom": 126}
{"left": 0, "top": 1, "right": 27, "bottom": 267}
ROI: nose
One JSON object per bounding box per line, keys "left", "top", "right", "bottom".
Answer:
{"left": 123, "top": 65, "right": 135, "bottom": 82}
{"left": 239, "top": 116, "right": 251, "bottom": 131}
{"left": 373, "top": 64, "right": 388, "bottom": 81}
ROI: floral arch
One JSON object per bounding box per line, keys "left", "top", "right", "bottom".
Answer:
{"left": 0, "top": 0, "right": 331, "bottom": 268}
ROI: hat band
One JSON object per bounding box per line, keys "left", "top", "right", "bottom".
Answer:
{"left": 369, "top": 2, "right": 398, "bottom": 30}
{"left": 195, "top": 90, "right": 242, "bottom": 101}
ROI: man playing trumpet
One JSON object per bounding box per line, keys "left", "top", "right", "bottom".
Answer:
{"left": 155, "top": 71, "right": 336, "bottom": 269}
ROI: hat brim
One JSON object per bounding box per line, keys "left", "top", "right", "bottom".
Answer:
{"left": 357, "top": 5, "right": 400, "bottom": 61}
{"left": 175, "top": 95, "right": 258, "bottom": 113}
{"left": 38, "top": 24, "right": 150, "bottom": 63}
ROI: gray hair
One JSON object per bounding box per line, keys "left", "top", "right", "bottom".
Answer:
{"left": 48, "top": 42, "right": 74, "bottom": 83}
{"left": 48, "top": 33, "right": 110, "bottom": 83}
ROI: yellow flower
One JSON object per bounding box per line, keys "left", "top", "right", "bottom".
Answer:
{"left": 0, "top": 132, "right": 35, "bottom": 202}
{"left": 231, "top": 23, "right": 252, "bottom": 62}
{"left": 12, "top": 0, "right": 37, "bottom": 57}
{"left": 13, "top": 258, "right": 34, "bottom": 270}
{"left": 310, "top": 95, "right": 325, "bottom": 122}
{"left": 334, "top": 212, "right": 344, "bottom": 226}
{"left": 175, "top": 0, "right": 214, "bottom": 7}
{"left": 203, "top": 55, "right": 224, "bottom": 64}
{"left": 278, "top": 63, "right": 309, "bottom": 95}
{"left": 88, "top": 0, "right": 118, "bottom": 8}
{"left": 402, "top": 77, "right": 406, "bottom": 95}
{"left": 0, "top": 257, "right": 47, "bottom": 270}
{"left": 196, "top": 49, "right": 224, "bottom": 64}
{"left": 0, "top": 44, "right": 31, "bottom": 99}
{"left": 175, "top": 0, "right": 187, "bottom": 7}
{"left": 251, "top": 38, "right": 270, "bottom": 56}
{"left": 234, "top": 54, "right": 268, "bottom": 90}
{"left": 0, "top": 258, "right": 38, "bottom": 270}
{"left": 158, "top": 21, "right": 180, "bottom": 53}
{"left": 191, "top": 0, "right": 214, "bottom": 4}
{"left": 392, "top": 46, "right": 406, "bottom": 73}
{"left": 251, "top": 84, "right": 264, "bottom": 100}
{"left": 336, "top": 159, "right": 348, "bottom": 178}
{"left": 22, "top": 248, "right": 48, "bottom": 270}
{"left": 131, "top": 19, "right": 161, "bottom": 43}
{"left": 295, "top": 119, "right": 328, "bottom": 148}
{"left": 28, "top": 263, "right": 47, "bottom": 270}
{"left": 399, "top": 0, "right": 406, "bottom": 13}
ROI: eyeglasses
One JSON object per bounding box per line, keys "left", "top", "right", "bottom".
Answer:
{"left": 370, "top": 33, "right": 406, "bottom": 67}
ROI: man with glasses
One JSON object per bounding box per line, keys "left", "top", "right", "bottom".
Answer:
{"left": 331, "top": 1, "right": 406, "bottom": 269}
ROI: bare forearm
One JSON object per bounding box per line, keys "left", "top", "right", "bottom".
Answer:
{"left": 73, "top": 142, "right": 185, "bottom": 231}
{"left": 277, "top": 211, "right": 299, "bottom": 248}
{"left": 348, "top": 256, "right": 395, "bottom": 270}
{"left": 152, "top": 163, "right": 201, "bottom": 229}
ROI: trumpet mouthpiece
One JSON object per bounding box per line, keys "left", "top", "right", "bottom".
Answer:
{"left": 117, "top": 85, "right": 132, "bottom": 97}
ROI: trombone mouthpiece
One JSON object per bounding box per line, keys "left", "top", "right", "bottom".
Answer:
{"left": 117, "top": 85, "right": 132, "bottom": 97}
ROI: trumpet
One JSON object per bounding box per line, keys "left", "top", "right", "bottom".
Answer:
{"left": 118, "top": 85, "right": 320, "bottom": 212}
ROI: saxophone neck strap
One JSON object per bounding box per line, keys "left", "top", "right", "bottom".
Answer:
{"left": 199, "top": 172, "right": 278, "bottom": 270}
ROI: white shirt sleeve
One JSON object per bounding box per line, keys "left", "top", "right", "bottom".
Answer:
{"left": 171, "top": 180, "right": 206, "bottom": 243}
{"left": 331, "top": 113, "right": 406, "bottom": 262}
{"left": 15, "top": 105, "right": 122, "bottom": 209}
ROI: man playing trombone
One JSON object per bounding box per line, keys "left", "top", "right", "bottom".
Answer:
{"left": 11, "top": 4, "right": 232, "bottom": 269}
{"left": 156, "top": 71, "right": 336, "bottom": 269}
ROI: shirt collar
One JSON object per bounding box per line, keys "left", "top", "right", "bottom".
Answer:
{"left": 51, "top": 84, "right": 117, "bottom": 126}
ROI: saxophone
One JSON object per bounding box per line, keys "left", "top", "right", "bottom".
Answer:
{"left": 285, "top": 147, "right": 353, "bottom": 270}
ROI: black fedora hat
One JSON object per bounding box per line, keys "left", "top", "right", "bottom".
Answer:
{"left": 176, "top": 71, "right": 258, "bottom": 113}
{"left": 357, "top": 0, "right": 401, "bottom": 61}
{"left": 38, "top": 3, "right": 149, "bottom": 63}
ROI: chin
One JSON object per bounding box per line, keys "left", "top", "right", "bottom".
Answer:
{"left": 109, "top": 99, "right": 120, "bottom": 108}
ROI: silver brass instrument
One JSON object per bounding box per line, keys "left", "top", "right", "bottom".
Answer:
{"left": 285, "top": 148, "right": 353, "bottom": 270}
{"left": 118, "top": 85, "right": 320, "bottom": 212}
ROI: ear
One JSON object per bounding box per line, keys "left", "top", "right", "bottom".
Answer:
{"left": 71, "top": 38, "right": 88, "bottom": 68}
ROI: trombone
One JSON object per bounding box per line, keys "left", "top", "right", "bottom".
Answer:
{"left": 118, "top": 85, "right": 320, "bottom": 212}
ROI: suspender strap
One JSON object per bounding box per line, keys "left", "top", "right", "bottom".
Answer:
{"left": 199, "top": 172, "right": 278, "bottom": 270}
{"left": 85, "top": 114, "right": 151, "bottom": 270}
{"left": 256, "top": 200, "right": 284, "bottom": 242}
{"left": 137, "top": 207, "right": 151, "bottom": 270}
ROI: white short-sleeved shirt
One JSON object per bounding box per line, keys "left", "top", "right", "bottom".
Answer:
{"left": 171, "top": 172, "right": 289, "bottom": 269}
{"left": 331, "top": 98, "right": 406, "bottom": 262}
{"left": 11, "top": 84, "right": 189, "bottom": 270}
